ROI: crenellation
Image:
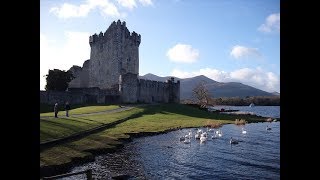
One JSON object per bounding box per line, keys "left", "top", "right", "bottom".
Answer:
{"left": 65, "top": 20, "right": 180, "bottom": 104}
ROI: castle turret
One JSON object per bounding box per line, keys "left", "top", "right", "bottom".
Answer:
{"left": 87, "top": 20, "right": 140, "bottom": 89}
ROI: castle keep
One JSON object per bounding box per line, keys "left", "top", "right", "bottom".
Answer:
{"left": 40, "top": 20, "right": 180, "bottom": 104}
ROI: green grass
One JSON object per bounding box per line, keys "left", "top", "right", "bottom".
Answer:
{"left": 40, "top": 107, "right": 144, "bottom": 142}
{"left": 40, "top": 105, "right": 119, "bottom": 117}
{"left": 40, "top": 103, "right": 268, "bottom": 170}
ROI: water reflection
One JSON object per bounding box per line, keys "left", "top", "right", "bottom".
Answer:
{"left": 66, "top": 121, "right": 280, "bottom": 180}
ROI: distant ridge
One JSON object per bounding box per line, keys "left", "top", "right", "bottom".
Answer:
{"left": 140, "top": 73, "right": 276, "bottom": 99}
{"left": 272, "top": 91, "right": 280, "bottom": 96}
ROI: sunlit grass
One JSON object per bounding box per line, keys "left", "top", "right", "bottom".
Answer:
{"left": 40, "top": 107, "right": 144, "bottom": 142}
{"left": 40, "top": 105, "right": 119, "bottom": 117}
{"left": 40, "top": 103, "right": 268, "bottom": 170}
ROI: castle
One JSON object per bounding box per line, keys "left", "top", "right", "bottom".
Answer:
{"left": 40, "top": 20, "right": 180, "bottom": 105}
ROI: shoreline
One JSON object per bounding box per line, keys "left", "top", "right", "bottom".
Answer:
{"left": 40, "top": 115, "right": 278, "bottom": 178}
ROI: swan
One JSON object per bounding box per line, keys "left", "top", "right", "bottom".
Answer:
{"left": 230, "top": 137, "right": 239, "bottom": 144}
{"left": 242, "top": 128, "right": 247, "bottom": 134}
{"left": 215, "top": 129, "right": 222, "bottom": 137}
{"left": 266, "top": 126, "right": 271, "bottom": 130}
{"left": 202, "top": 132, "right": 208, "bottom": 137}
{"left": 200, "top": 133, "right": 207, "bottom": 143}
{"left": 195, "top": 133, "right": 200, "bottom": 139}
{"left": 211, "top": 133, "right": 218, "bottom": 139}
{"left": 183, "top": 138, "right": 191, "bottom": 144}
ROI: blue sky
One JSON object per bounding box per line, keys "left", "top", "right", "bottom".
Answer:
{"left": 40, "top": 0, "right": 280, "bottom": 93}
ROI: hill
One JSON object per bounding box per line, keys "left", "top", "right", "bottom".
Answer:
{"left": 140, "top": 73, "right": 275, "bottom": 99}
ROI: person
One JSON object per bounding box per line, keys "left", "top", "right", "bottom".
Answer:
{"left": 54, "top": 103, "right": 59, "bottom": 118}
{"left": 65, "top": 101, "right": 71, "bottom": 117}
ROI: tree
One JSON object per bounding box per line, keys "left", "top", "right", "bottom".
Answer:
{"left": 192, "top": 81, "right": 212, "bottom": 108}
{"left": 45, "top": 69, "right": 75, "bottom": 91}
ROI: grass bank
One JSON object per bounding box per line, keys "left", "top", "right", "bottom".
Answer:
{"left": 40, "top": 103, "right": 269, "bottom": 177}
{"left": 40, "top": 104, "right": 119, "bottom": 117}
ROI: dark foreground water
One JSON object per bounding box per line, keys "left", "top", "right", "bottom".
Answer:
{"left": 62, "top": 121, "right": 280, "bottom": 180}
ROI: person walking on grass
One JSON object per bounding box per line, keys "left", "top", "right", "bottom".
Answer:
{"left": 65, "top": 101, "right": 71, "bottom": 117}
{"left": 54, "top": 103, "right": 59, "bottom": 118}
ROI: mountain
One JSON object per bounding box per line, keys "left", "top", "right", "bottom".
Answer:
{"left": 139, "top": 73, "right": 177, "bottom": 82}
{"left": 140, "top": 73, "right": 275, "bottom": 99}
{"left": 271, "top": 91, "right": 280, "bottom": 96}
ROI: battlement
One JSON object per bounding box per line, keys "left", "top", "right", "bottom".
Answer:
{"left": 89, "top": 20, "right": 141, "bottom": 46}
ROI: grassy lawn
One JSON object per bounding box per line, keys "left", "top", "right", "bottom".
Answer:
{"left": 40, "top": 104, "right": 268, "bottom": 170}
{"left": 40, "top": 107, "right": 144, "bottom": 142}
{"left": 40, "top": 105, "right": 120, "bottom": 117}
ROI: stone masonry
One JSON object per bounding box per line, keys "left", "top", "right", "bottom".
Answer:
{"left": 41, "top": 20, "right": 179, "bottom": 104}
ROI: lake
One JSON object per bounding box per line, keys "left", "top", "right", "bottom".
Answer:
{"left": 62, "top": 106, "right": 280, "bottom": 180}
{"left": 210, "top": 105, "right": 280, "bottom": 118}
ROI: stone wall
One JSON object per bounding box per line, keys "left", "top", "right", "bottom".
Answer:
{"left": 55, "top": 20, "right": 180, "bottom": 105}
{"left": 87, "top": 20, "right": 140, "bottom": 89}
{"left": 138, "top": 79, "right": 168, "bottom": 103}
{"left": 40, "top": 86, "right": 121, "bottom": 105}
{"left": 119, "top": 73, "right": 138, "bottom": 103}
{"left": 137, "top": 78, "right": 180, "bottom": 103}
{"left": 40, "top": 90, "right": 85, "bottom": 105}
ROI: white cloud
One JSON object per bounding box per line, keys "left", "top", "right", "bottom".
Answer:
{"left": 166, "top": 43, "right": 200, "bottom": 63}
{"left": 258, "top": 13, "right": 280, "bottom": 33}
{"left": 117, "top": 0, "right": 137, "bottom": 9}
{"left": 49, "top": 3, "right": 91, "bottom": 18}
{"left": 230, "top": 45, "right": 261, "bottom": 59}
{"left": 40, "top": 32, "right": 90, "bottom": 90}
{"left": 139, "top": 0, "right": 153, "bottom": 6}
{"left": 50, "top": 0, "right": 123, "bottom": 19}
{"left": 50, "top": 0, "right": 153, "bottom": 19}
{"left": 171, "top": 67, "right": 280, "bottom": 93}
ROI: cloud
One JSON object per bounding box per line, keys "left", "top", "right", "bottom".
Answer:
{"left": 230, "top": 45, "right": 261, "bottom": 59}
{"left": 139, "top": 0, "right": 153, "bottom": 6}
{"left": 50, "top": 0, "right": 123, "bottom": 19}
{"left": 258, "top": 13, "right": 280, "bottom": 33}
{"left": 50, "top": 0, "right": 153, "bottom": 19}
{"left": 40, "top": 32, "right": 91, "bottom": 90}
{"left": 166, "top": 43, "right": 200, "bottom": 63}
{"left": 171, "top": 67, "right": 280, "bottom": 93}
{"left": 117, "top": 0, "right": 137, "bottom": 9}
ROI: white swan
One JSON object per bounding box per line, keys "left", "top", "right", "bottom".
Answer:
{"left": 200, "top": 133, "right": 207, "bottom": 143}
{"left": 183, "top": 138, "right": 191, "bottom": 144}
{"left": 242, "top": 128, "right": 247, "bottom": 134}
{"left": 215, "top": 129, "right": 222, "bottom": 137}
{"left": 230, "top": 137, "right": 239, "bottom": 144}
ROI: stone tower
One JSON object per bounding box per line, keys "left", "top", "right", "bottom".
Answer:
{"left": 88, "top": 20, "right": 141, "bottom": 89}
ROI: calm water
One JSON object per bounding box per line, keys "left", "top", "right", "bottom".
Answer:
{"left": 211, "top": 105, "right": 280, "bottom": 118}
{"left": 63, "top": 106, "right": 280, "bottom": 180}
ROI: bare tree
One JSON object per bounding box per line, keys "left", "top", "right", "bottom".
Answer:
{"left": 192, "top": 81, "right": 211, "bottom": 108}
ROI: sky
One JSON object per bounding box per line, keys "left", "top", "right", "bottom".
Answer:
{"left": 40, "top": 0, "right": 280, "bottom": 93}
